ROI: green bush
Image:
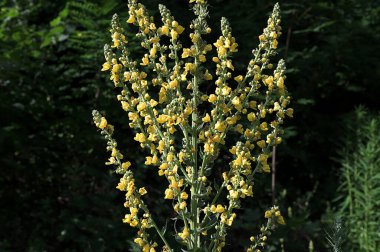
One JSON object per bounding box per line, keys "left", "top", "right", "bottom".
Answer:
{"left": 335, "top": 107, "right": 380, "bottom": 252}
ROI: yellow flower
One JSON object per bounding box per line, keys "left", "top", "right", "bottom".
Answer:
{"left": 191, "top": 33, "right": 200, "bottom": 43}
{"left": 204, "top": 143, "right": 214, "bottom": 154}
{"left": 180, "top": 192, "right": 188, "bottom": 200}
{"left": 167, "top": 152, "right": 174, "bottom": 162}
{"left": 262, "top": 164, "right": 271, "bottom": 173}
{"left": 137, "top": 102, "right": 147, "bottom": 111}
{"left": 204, "top": 70, "right": 213, "bottom": 80}
{"left": 134, "top": 133, "right": 146, "bottom": 143}
{"left": 150, "top": 45, "right": 157, "bottom": 57}
{"left": 157, "top": 114, "right": 169, "bottom": 124}
{"left": 264, "top": 210, "right": 272, "bottom": 218}
{"left": 277, "top": 215, "right": 285, "bottom": 225}
{"left": 260, "top": 122, "right": 268, "bottom": 131}
{"left": 179, "top": 201, "right": 187, "bottom": 209}
{"left": 157, "top": 140, "right": 165, "bottom": 153}
{"left": 160, "top": 25, "right": 169, "bottom": 36}
{"left": 169, "top": 79, "right": 178, "bottom": 89}
{"left": 134, "top": 237, "right": 144, "bottom": 247}
{"left": 265, "top": 76, "right": 274, "bottom": 86}
{"left": 178, "top": 227, "right": 189, "bottom": 240}
{"left": 101, "top": 62, "right": 111, "bottom": 71}
{"left": 140, "top": 55, "right": 149, "bottom": 66}
{"left": 234, "top": 75, "right": 243, "bottom": 82}
{"left": 273, "top": 102, "right": 281, "bottom": 111}
{"left": 130, "top": 219, "right": 138, "bottom": 227}
{"left": 215, "top": 121, "right": 226, "bottom": 132}
{"left": 149, "top": 99, "right": 158, "bottom": 107}
{"left": 247, "top": 112, "right": 256, "bottom": 122}
{"left": 202, "top": 113, "right": 211, "bottom": 123}
{"left": 212, "top": 57, "right": 220, "bottom": 63}
{"left": 159, "top": 162, "right": 169, "bottom": 170}
{"left": 164, "top": 188, "right": 174, "bottom": 199}
{"left": 98, "top": 117, "right": 107, "bottom": 129}
{"left": 232, "top": 97, "right": 240, "bottom": 106}
{"left": 229, "top": 190, "right": 239, "bottom": 199}
{"left": 272, "top": 39, "right": 278, "bottom": 49}
{"left": 175, "top": 25, "right": 185, "bottom": 34}
{"left": 135, "top": 8, "right": 144, "bottom": 17}
{"left": 124, "top": 72, "right": 131, "bottom": 82}
{"left": 222, "top": 86, "right": 231, "bottom": 96}
{"left": 121, "top": 101, "right": 129, "bottom": 111}
{"left": 257, "top": 140, "right": 266, "bottom": 148}
{"left": 277, "top": 76, "right": 284, "bottom": 89}
{"left": 111, "top": 148, "right": 118, "bottom": 157}
{"left": 181, "top": 48, "right": 191, "bottom": 58}
{"left": 145, "top": 156, "right": 153, "bottom": 165}
{"left": 121, "top": 161, "right": 131, "bottom": 170}
{"left": 275, "top": 137, "right": 282, "bottom": 145}
{"left": 212, "top": 204, "right": 225, "bottom": 213}
{"left": 139, "top": 187, "right": 147, "bottom": 195}
{"left": 226, "top": 61, "right": 234, "bottom": 70}
{"left": 116, "top": 178, "right": 127, "bottom": 191}
{"left": 208, "top": 94, "right": 217, "bottom": 103}
{"left": 112, "top": 63, "right": 122, "bottom": 74}
{"left": 127, "top": 14, "right": 135, "bottom": 24}
{"left": 178, "top": 151, "right": 186, "bottom": 163}
{"left": 170, "top": 29, "right": 178, "bottom": 40}
{"left": 286, "top": 108, "right": 294, "bottom": 117}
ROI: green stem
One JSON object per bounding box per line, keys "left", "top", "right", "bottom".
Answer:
{"left": 141, "top": 204, "right": 172, "bottom": 251}
{"left": 190, "top": 55, "right": 200, "bottom": 251}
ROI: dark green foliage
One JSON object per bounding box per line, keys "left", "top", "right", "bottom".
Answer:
{"left": 334, "top": 107, "right": 380, "bottom": 251}
{"left": 0, "top": 0, "right": 133, "bottom": 251}
{"left": 1, "top": 0, "right": 380, "bottom": 251}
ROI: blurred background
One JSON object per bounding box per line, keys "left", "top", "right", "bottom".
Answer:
{"left": 1, "top": 0, "right": 379, "bottom": 251}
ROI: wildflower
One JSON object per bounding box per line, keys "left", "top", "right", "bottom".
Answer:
{"left": 160, "top": 25, "right": 169, "bottom": 36}
{"left": 215, "top": 121, "right": 226, "bottom": 132}
{"left": 264, "top": 210, "right": 272, "bottom": 218}
{"left": 247, "top": 112, "right": 256, "bottom": 122}
{"left": 257, "top": 140, "right": 266, "bottom": 148}
{"left": 137, "top": 102, "right": 147, "bottom": 111}
{"left": 98, "top": 117, "right": 107, "bottom": 129}
{"left": 141, "top": 55, "right": 149, "bottom": 66}
{"left": 178, "top": 227, "right": 189, "bottom": 240}
{"left": 182, "top": 48, "right": 191, "bottom": 58}
{"left": 277, "top": 215, "right": 285, "bottom": 225}
{"left": 139, "top": 187, "right": 147, "bottom": 195}
{"left": 164, "top": 188, "right": 174, "bottom": 199}
{"left": 134, "top": 133, "right": 146, "bottom": 143}
{"left": 286, "top": 108, "right": 294, "bottom": 117}
{"left": 202, "top": 113, "right": 211, "bottom": 123}
{"left": 234, "top": 75, "right": 243, "bottom": 82}
{"left": 277, "top": 76, "right": 284, "bottom": 89}
{"left": 101, "top": 62, "right": 111, "bottom": 71}
{"left": 122, "top": 161, "right": 132, "bottom": 170}
{"left": 94, "top": 1, "right": 291, "bottom": 251}
{"left": 180, "top": 192, "right": 188, "bottom": 200}
{"left": 208, "top": 94, "right": 217, "bottom": 103}
{"left": 204, "top": 70, "right": 213, "bottom": 80}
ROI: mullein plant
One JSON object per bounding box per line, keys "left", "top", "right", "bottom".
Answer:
{"left": 92, "top": 0, "right": 292, "bottom": 251}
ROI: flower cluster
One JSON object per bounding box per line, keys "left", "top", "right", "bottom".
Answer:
{"left": 93, "top": 0, "right": 291, "bottom": 251}
{"left": 93, "top": 110, "right": 161, "bottom": 251}
{"left": 247, "top": 206, "right": 285, "bottom": 252}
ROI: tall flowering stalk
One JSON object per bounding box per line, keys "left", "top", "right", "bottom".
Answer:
{"left": 93, "top": 0, "right": 292, "bottom": 251}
